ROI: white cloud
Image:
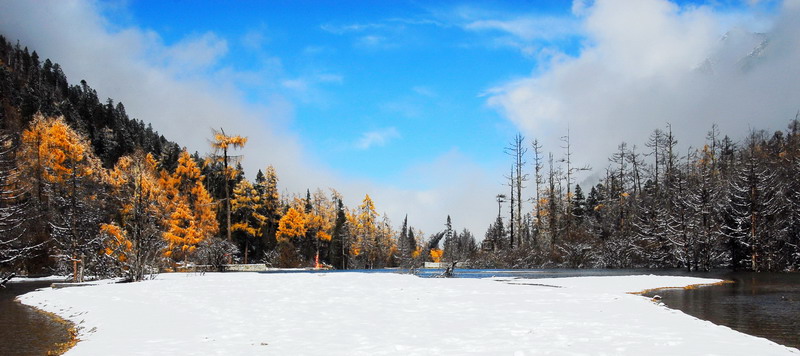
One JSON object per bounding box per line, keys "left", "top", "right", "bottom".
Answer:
{"left": 162, "top": 32, "right": 228, "bottom": 73}
{"left": 317, "top": 73, "right": 343, "bottom": 83}
{"left": 572, "top": 0, "right": 592, "bottom": 16}
{"left": 320, "top": 22, "right": 388, "bottom": 35}
{"left": 279, "top": 73, "right": 343, "bottom": 105}
{"left": 241, "top": 28, "right": 268, "bottom": 51}
{"left": 0, "top": 0, "right": 538, "bottom": 237}
{"left": 465, "top": 16, "right": 580, "bottom": 42}
{"left": 0, "top": 0, "right": 316, "bottom": 203}
{"left": 436, "top": 5, "right": 582, "bottom": 57}
{"left": 367, "top": 149, "right": 501, "bottom": 237}
{"left": 321, "top": 18, "right": 417, "bottom": 50}
{"left": 356, "top": 127, "right": 400, "bottom": 150}
{"left": 357, "top": 35, "right": 389, "bottom": 48}
{"left": 412, "top": 86, "right": 437, "bottom": 98}
{"left": 282, "top": 79, "right": 308, "bottom": 91}
{"left": 487, "top": 0, "right": 800, "bottom": 183}
{"left": 380, "top": 86, "right": 441, "bottom": 119}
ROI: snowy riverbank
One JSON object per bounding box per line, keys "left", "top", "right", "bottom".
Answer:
{"left": 19, "top": 272, "right": 800, "bottom": 355}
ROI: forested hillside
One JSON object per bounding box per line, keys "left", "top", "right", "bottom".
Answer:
{"left": 0, "top": 36, "right": 426, "bottom": 278}
{"left": 0, "top": 35, "right": 181, "bottom": 275}
{"left": 0, "top": 36, "right": 179, "bottom": 168}
{"left": 2, "top": 34, "right": 798, "bottom": 280}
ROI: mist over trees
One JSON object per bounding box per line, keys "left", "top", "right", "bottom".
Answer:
{"left": 2, "top": 35, "right": 798, "bottom": 280}
{"left": 0, "top": 35, "right": 445, "bottom": 278}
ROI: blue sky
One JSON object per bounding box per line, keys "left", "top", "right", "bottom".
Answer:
{"left": 1, "top": 0, "right": 796, "bottom": 235}
{"left": 107, "top": 1, "right": 584, "bottom": 186}
{"left": 100, "top": 0, "right": 778, "bottom": 186}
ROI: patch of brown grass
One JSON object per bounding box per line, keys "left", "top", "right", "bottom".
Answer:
{"left": 629, "top": 280, "right": 735, "bottom": 296}
{"left": 24, "top": 305, "right": 80, "bottom": 355}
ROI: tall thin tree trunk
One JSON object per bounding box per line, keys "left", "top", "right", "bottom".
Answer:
{"left": 72, "top": 254, "right": 78, "bottom": 282}
{"left": 244, "top": 240, "right": 249, "bottom": 264}
{"left": 510, "top": 165, "right": 515, "bottom": 249}
{"left": 224, "top": 146, "right": 231, "bottom": 241}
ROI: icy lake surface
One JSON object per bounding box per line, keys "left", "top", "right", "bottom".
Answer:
{"left": 416, "top": 268, "right": 800, "bottom": 349}
{"left": 18, "top": 271, "right": 800, "bottom": 355}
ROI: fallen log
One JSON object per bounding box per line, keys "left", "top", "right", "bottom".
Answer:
{"left": 0, "top": 273, "right": 15, "bottom": 288}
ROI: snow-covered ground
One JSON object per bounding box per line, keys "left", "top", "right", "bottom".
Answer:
{"left": 6, "top": 275, "right": 70, "bottom": 283}
{"left": 19, "top": 272, "right": 800, "bottom": 355}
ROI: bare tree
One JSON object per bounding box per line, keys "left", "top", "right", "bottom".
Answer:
{"left": 505, "top": 134, "right": 528, "bottom": 248}
{"left": 505, "top": 165, "right": 515, "bottom": 249}
{"left": 547, "top": 153, "right": 561, "bottom": 250}
{"left": 560, "top": 128, "right": 590, "bottom": 229}
{"left": 645, "top": 128, "right": 664, "bottom": 190}
{"left": 531, "top": 139, "right": 544, "bottom": 241}
{"left": 628, "top": 145, "right": 644, "bottom": 196}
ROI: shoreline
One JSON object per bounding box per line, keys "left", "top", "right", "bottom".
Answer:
{"left": 19, "top": 273, "right": 800, "bottom": 355}
{"left": 629, "top": 279, "right": 736, "bottom": 296}
{"left": 13, "top": 299, "right": 79, "bottom": 355}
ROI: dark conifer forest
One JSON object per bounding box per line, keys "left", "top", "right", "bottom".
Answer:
{"left": 485, "top": 123, "right": 800, "bottom": 272}
{"left": 0, "top": 36, "right": 179, "bottom": 168}
{"left": 1, "top": 34, "right": 799, "bottom": 279}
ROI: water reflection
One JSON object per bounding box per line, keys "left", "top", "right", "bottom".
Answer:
{"left": 0, "top": 280, "right": 72, "bottom": 356}
{"left": 414, "top": 268, "right": 800, "bottom": 349}
{"left": 643, "top": 272, "right": 800, "bottom": 349}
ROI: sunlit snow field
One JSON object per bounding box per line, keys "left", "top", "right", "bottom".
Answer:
{"left": 19, "top": 272, "right": 800, "bottom": 355}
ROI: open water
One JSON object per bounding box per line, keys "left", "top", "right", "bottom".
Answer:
{"left": 0, "top": 279, "right": 72, "bottom": 355}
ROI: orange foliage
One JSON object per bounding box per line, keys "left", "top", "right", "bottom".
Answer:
{"left": 230, "top": 178, "right": 268, "bottom": 262}
{"left": 209, "top": 129, "right": 247, "bottom": 179}
{"left": 211, "top": 132, "right": 248, "bottom": 150}
{"left": 100, "top": 223, "right": 132, "bottom": 263}
{"left": 348, "top": 194, "right": 378, "bottom": 257}
{"left": 276, "top": 207, "right": 307, "bottom": 243}
{"left": 429, "top": 248, "right": 444, "bottom": 263}
{"left": 162, "top": 149, "right": 218, "bottom": 260}
{"left": 191, "top": 181, "right": 218, "bottom": 238}
{"left": 19, "top": 114, "right": 102, "bottom": 190}
{"left": 174, "top": 150, "right": 202, "bottom": 182}
{"left": 306, "top": 189, "right": 335, "bottom": 242}
{"left": 104, "top": 150, "right": 169, "bottom": 267}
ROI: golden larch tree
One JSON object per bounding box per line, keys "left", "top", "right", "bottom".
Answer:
{"left": 276, "top": 206, "right": 307, "bottom": 244}
{"left": 349, "top": 194, "right": 378, "bottom": 268}
{"left": 159, "top": 169, "right": 193, "bottom": 261}
{"left": 429, "top": 248, "right": 444, "bottom": 263}
{"left": 256, "top": 165, "right": 281, "bottom": 247}
{"left": 18, "top": 114, "right": 104, "bottom": 281}
{"left": 306, "top": 189, "right": 335, "bottom": 267}
{"left": 192, "top": 180, "right": 218, "bottom": 242}
{"left": 162, "top": 150, "right": 218, "bottom": 262}
{"left": 231, "top": 179, "right": 267, "bottom": 263}
{"left": 101, "top": 150, "right": 168, "bottom": 281}
{"left": 209, "top": 128, "right": 247, "bottom": 244}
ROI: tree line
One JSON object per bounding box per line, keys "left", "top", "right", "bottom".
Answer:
{"left": 3, "top": 35, "right": 797, "bottom": 279}
{"left": 478, "top": 122, "right": 800, "bottom": 272}
{"left": 1, "top": 113, "right": 462, "bottom": 280}
{"left": 0, "top": 36, "right": 461, "bottom": 280}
